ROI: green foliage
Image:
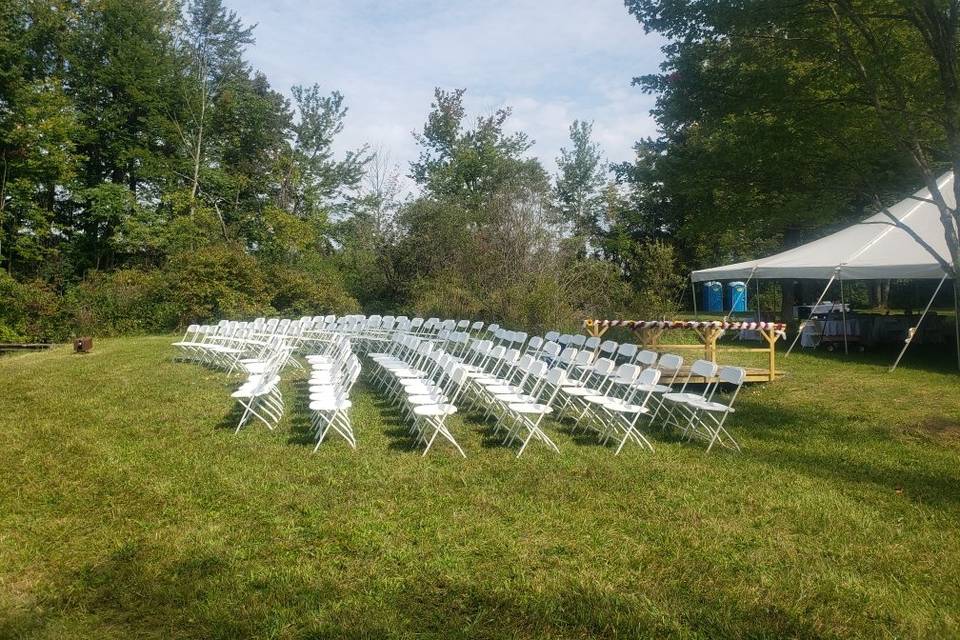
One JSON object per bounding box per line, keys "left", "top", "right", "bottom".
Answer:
{"left": 410, "top": 88, "right": 546, "bottom": 215}
{"left": 554, "top": 120, "right": 608, "bottom": 251}
{"left": 263, "top": 261, "right": 360, "bottom": 317}
{"left": 163, "top": 245, "right": 273, "bottom": 324}
{"left": 0, "top": 271, "right": 60, "bottom": 340}
{"left": 624, "top": 240, "right": 685, "bottom": 319}
{"left": 60, "top": 269, "right": 175, "bottom": 337}
{"left": 620, "top": 0, "right": 960, "bottom": 306}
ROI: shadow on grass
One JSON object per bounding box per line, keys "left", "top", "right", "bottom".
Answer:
{"left": 4, "top": 543, "right": 832, "bottom": 640}
{"left": 796, "top": 341, "right": 959, "bottom": 375}
{"left": 735, "top": 398, "right": 960, "bottom": 508}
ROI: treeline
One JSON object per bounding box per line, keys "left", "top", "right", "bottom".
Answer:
{"left": 3, "top": 0, "right": 958, "bottom": 342}
{"left": 0, "top": 0, "right": 682, "bottom": 342}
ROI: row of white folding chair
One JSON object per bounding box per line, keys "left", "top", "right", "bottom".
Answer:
{"left": 231, "top": 345, "right": 289, "bottom": 433}
{"left": 572, "top": 365, "right": 663, "bottom": 454}
{"left": 460, "top": 344, "right": 577, "bottom": 456}
{"left": 174, "top": 319, "right": 309, "bottom": 369}
{"left": 172, "top": 324, "right": 241, "bottom": 367}
{"left": 660, "top": 360, "right": 746, "bottom": 452}
{"left": 306, "top": 337, "right": 360, "bottom": 450}
{"left": 486, "top": 364, "right": 569, "bottom": 457}
{"left": 368, "top": 340, "right": 469, "bottom": 456}
{"left": 558, "top": 352, "right": 683, "bottom": 449}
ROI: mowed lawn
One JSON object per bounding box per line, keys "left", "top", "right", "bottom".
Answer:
{"left": 1, "top": 337, "right": 959, "bottom": 639}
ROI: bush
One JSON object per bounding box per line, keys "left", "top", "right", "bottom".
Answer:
{"left": 163, "top": 245, "right": 274, "bottom": 325}
{"left": 626, "top": 241, "right": 685, "bottom": 319}
{"left": 60, "top": 269, "right": 175, "bottom": 337}
{"left": 0, "top": 272, "right": 61, "bottom": 341}
{"left": 264, "top": 263, "right": 361, "bottom": 317}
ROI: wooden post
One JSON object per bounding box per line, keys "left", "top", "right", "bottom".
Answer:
{"left": 703, "top": 326, "right": 721, "bottom": 363}
{"left": 584, "top": 320, "right": 608, "bottom": 338}
{"left": 761, "top": 328, "right": 777, "bottom": 382}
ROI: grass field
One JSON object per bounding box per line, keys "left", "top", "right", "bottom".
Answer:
{"left": 1, "top": 336, "right": 959, "bottom": 639}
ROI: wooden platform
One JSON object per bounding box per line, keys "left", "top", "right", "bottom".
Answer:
{"left": 0, "top": 343, "right": 53, "bottom": 353}
{"left": 675, "top": 365, "right": 784, "bottom": 385}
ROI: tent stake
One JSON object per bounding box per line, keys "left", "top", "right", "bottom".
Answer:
{"left": 890, "top": 273, "right": 948, "bottom": 372}
{"left": 786, "top": 273, "right": 837, "bottom": 356}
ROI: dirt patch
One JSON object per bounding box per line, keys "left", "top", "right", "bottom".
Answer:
{"left": 909, "top": 416, "right": 960, "bottom": 444}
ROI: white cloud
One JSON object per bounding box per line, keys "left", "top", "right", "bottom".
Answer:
{"left": 230, "top": 0, "right": 665, "bottom": 183}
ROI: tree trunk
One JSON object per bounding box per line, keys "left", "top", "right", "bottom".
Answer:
{"left": 188, "top": 83, "right": 207, "bottom": 219}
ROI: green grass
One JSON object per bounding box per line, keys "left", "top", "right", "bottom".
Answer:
{"left": 1, "top": 337, "right": 959, "bottom": 639}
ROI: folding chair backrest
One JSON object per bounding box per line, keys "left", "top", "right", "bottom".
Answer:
{"left": 571, "top": 335, "right": 587, "bottom": 349}
{"left": 470, "top": 321, "right": 484, "bottom": 332}
{"left": 544, "top": 331, "right": 560, "bottom": 342}
{"left": 584, "top": 336, "right": 601, "bottom": 350}
{"left": 591, "top": 358, "right": 616, "bottom": 379}
{"left": 657, "top": 353, "right": 683, "bottom": 374}
{"left": 636, "top": 367, "right": 661, "bottom": 386}
{"left": 719, "top": 366, "right": 746, "bottom": 386}
{"left": 558, "top": 334, "right": 573, "bottom": 347}
{"left": 541, "top": 341, "right": 561, "bottom": 359}
{"left": 526, "top": 360, "right": 547, "bottom": 379}
{"left": 539, "top": 367, "right": 568, "bottom": 406}
{"left": 612, "top": 363, "right": 641, "bottom": 386}
{"left": 572, "top": 350, "right": 593, "bottom": 368}
{"left": 557, "top": 347, "right": 579, "bottom": 367}
{"left": 636, "top": 350, "right": 658, "bottom": 368}
{"left": 598, "top": 340, "right": 617, "bottom": 357}
{"left": 615, "top": 343, "right": 637, "bottom": 362}
{"left": 690, "top": 359, "right": 718, "bottom": 379}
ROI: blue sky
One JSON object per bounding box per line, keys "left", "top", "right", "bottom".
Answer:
{"left": 229, "top": 0, "right": 666, "bottom": 180}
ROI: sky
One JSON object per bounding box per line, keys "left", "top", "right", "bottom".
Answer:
{"left": 229, "top": 0, "right": 666, "bottom": 183}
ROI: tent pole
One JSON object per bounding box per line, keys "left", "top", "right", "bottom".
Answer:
{"left": 756, "top": 278, "right": 761, "bottom": 323}
{"left": 724, "top": 267, "right": 756, "bottom": 323}
{"left": 691, "top": 275, "right": 698, "bottom": 320}
{"left": 786, "top": 274, "right": 837, "bottom": 356}
{"left": 890, "top": 273, "right": 948, "bottom": 372}
{"left": 840, "top": 278, "right": 849, "bottom": 355}
{"left": 954, "top": 279, "right": 960, "bottom": 371}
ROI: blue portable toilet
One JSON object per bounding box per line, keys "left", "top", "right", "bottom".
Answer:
{"left": 703, "top": 281, "right": 723, "bottom": 312}
{"left": 727, "top": 281, "right": 748, "bottom": 313}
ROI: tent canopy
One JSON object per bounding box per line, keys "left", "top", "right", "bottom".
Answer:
{"left": 692, "top": 173, "right": 957, "bottom": 282}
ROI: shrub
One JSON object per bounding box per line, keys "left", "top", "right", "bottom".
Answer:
{"left": 0, "top": 272, "right": 61, "bottom": 341}
{"left": 626, "top": 241, "right": 685, "bottom": 319}
{"left": 264, "top": 263, "right": 361, "bottom": 317}
{"left": 163, "top": 245, "right": 274, "bottom": 325}
{"left": 60, "top": 269, "right": 175, "bottom": 337}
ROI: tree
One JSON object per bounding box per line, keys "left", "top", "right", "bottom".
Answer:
{"left": 67, "top": 0, "right": 183, "bottom": 271}
{"left": 278, "top": 85, "right": 367, "bottom": 221}
{"left": 624, "top": 0, "right": 960, "bottom": 319}
{"left": 0, "top": 1, "right": 81, "bottom": 277}
{"left": 554, "top": 120, "right": 608, "bottom": 253}
{"left": 176, "top": 0, "right": 254, "bottom": 219}
{"left": 410, "top": 88, "right": 544, "bottom": 216}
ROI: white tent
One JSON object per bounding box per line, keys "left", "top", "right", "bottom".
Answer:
{"left": 692, "top": 172, "right": 956, "bottom": 283}
{"left": 689, "top": 172, "right": 958, "bottom": 369}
